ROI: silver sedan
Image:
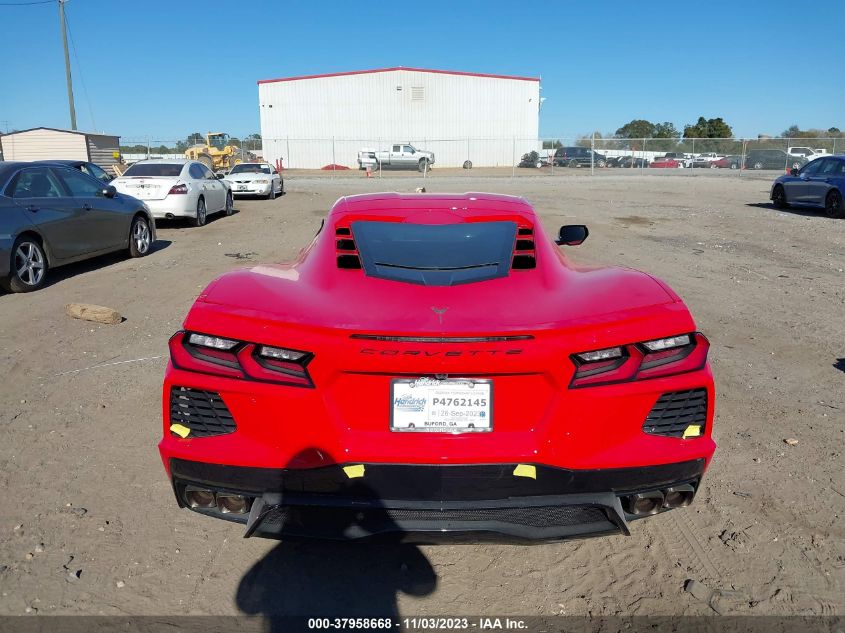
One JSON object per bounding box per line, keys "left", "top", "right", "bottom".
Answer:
{"left": 111, "top": 159, "right": 233, "bottom": 227}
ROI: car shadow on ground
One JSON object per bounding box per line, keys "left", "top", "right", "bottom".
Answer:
{"left": 236, "top": 539, "right": 437, "bottom": 627}
{"left": 834, "top": 358, "right": 845, "bottom": 374}
{"left": 234, "top": 449, "right": 437, "bottom": 628}
{"left": 0, "top": 240, "right": 173, "bottom": 297}
{"left": 153, "top": 211, "right": 240, "bottom": 230}
{"left": 745, "top": 202, "right": 827, "bottom": 218}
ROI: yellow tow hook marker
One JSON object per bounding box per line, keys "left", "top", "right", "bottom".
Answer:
{"left": 513, "top": 464, "right": 536, "bottom": 480}
{"left": 170, "top": 423, "right": 191, "bottom": 438}
{"left": 343, "top": 464, "right": 365, "bottom": 479}
{"left": 682, "top": 425, "right": 702, "bottom": 439}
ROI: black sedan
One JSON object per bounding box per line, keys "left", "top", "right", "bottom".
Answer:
{"left": 0, "top": 161, "right": 155, "bottom": 292}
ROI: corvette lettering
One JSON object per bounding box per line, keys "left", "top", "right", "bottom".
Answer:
{"left": 360, "top": 348, "right": 523, "bottom": 356}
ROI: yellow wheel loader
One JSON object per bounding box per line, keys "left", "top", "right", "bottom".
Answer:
{"left": 184, "top": 132, "right": 242, "bottom": 171}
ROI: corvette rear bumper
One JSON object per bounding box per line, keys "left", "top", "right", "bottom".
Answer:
{"left": 168, "top": 458, "right": 706, "bottom": 542}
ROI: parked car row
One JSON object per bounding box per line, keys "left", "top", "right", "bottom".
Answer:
{"left": 0, "top": 158, "right": 285, "bottom": 293}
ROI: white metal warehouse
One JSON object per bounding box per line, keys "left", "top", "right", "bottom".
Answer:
{"left": 257, "top": 67, "right": 540, "bottom": 169}
{"left": 0, "top": 127, "right": 121, "bottom": 167}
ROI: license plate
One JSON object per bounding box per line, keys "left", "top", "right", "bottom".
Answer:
{"left": 390, "top": 378, "right": 492, "bottom": 433}
{"left": 237, "top": 185, "right": 248, "bottom": 191}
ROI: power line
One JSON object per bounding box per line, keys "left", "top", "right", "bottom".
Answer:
{"left": 0, "top": 0, "right": 54, "bottom": 5}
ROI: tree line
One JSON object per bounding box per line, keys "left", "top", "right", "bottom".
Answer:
{"left": 543, "top": 119, "right": 844, "bottom": 153}
{"left": 120, "top": 132, "right": 263, "bottom": 154}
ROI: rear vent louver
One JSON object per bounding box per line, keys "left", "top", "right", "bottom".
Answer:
{"left": 170, "top": 387, "right": 236, "bottom": 437}
{"left": 335, "top": 226, "right": 361, "bottom": 269}
{"left": 512, "top": 226, "right": 536, "bottom": 269}
{"left": 643, "top": 389, "right": 708, "bottom": 438}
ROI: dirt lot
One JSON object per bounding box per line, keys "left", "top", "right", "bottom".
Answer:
{"left": 0, "top": 171, "right": 842, "bottom": 619}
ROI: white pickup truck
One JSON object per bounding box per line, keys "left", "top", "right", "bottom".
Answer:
{"left": 358, "top": 143, "right": 435, "bottom": 172}
{"left": 787, "top": 147, "right": 830, "bottom": 162}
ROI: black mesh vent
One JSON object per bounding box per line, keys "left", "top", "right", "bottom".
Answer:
{"left": 383, "top": 505, "right": 606, "bottom": 528}
{"left": 262, "top": 504, "right": 606, "bottom": 529}
{"left": 337, "top": 254, "right": 362, "bottom": 269}
{"left": 170, "top": 387, "right": 236, "bottom": 437}
{"left": 511, "top": 255, "right": 536, "bottom": 269}
{"left": 335, "top": 226, "right": 361, "bottom": 269}
{"left": 643, "top": 389, "right": 707, "bottom": 437}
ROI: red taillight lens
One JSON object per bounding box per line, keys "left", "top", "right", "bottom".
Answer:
{"left": 570, "top": 333, "right": 708, "bottom": 388}
{"left": 237, "top": 345, "right": 314, "bottom": 387}
{"left": 168, "top": 331, "right": 313, "bottom": 387}
{"left": 168, "top": 183, "right": 188, "bottom": 195}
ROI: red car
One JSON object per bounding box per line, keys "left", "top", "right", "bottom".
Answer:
{"left": 650, "top": 158, "right": 682, "bottom": 168}
{"left": 711, "top": 155, "right": 742, "bottom": 170}
{"left": 159, "top": 193, "right": 715, "bottom": 542}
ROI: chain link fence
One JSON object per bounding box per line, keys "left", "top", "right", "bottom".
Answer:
{"left": 118, "top": 136, "right": 842, "bottom": 178}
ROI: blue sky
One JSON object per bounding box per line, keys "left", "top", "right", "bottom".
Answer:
{"left": 1, "top": 0, "right": 843, "bottom": 141}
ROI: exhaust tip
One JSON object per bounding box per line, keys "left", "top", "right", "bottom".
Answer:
{"left": 216, "top": 493, "right": 251, "bottom": 515}
{"left": 663, "top": 484, "right": 695, "bottom": 509}
{"left": 624, "top": 491, "right": 664, "bottom": 516}
{"left": 184, "top": 487, "right": 215, "bottom": 509}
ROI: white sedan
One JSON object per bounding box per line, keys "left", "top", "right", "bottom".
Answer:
{"left": 223, "top": 162, "right": 284, "bottom": 199}
{"left": 111, "top": 159, "right": 233, "bottom": 227}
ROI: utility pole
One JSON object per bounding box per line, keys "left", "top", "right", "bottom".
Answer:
{"left": 58, "top": 0, "right": 77, "bottom": 130}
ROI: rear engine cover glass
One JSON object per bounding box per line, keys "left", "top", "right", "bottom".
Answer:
{"left": 351, "top": 220, "right": 517, "bottom": 286}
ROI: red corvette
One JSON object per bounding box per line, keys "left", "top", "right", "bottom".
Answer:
{"left": 159, "top": 193, "right": 715, "bottom": 542}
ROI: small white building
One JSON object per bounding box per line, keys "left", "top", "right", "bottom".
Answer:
{"left": 0, "top": 127, "right": 121, "bottom": 167}
{"left": 258, "top": 67, "right": 540, "bottom": 169}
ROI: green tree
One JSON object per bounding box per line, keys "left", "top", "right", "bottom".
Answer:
{"left": 653, "top": 122, "right": 679, "bottom": 138}
{"left": 829, "top": 127, "right": 840, "bottom": 134}
{"left": 684, "top": 117, "right": 734, "bottom": 152}
{"left": 615, "top": 119, "right": 655, "bottom": 139}
{"left": 542, "top": 139, "right": 563, "bottom": 149}
{"left": 245, "top": 132, "right": 263, "bottom": 150}
{"left": 684, "top": 117, "right": 733, "bottom": 139}
{"left": 186, "top": 132, "right": 204, "bottom": 146}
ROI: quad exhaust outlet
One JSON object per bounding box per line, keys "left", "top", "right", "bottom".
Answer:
{"left": 623, "top": 483, "right": 696, "bottom": 516}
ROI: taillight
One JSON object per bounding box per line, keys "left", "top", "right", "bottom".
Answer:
{"left": 168, "top": 183, "right": 188, "bottom": 195}
{"left": 168, "top": 331, "right": 314, "bottom": 387}
{"left": 570, "top": 333, "right": 708, "bottom": 388}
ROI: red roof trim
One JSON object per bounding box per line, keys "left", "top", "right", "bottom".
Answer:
{"left": 257, "top": 67, "right": 540, "bottom": 84}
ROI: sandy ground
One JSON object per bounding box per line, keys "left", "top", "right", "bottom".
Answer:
{"left": 0, "top": 170, "right": 842, "bottom": 619}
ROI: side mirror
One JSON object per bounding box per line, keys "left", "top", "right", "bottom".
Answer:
{"left": 215, "top": 173, "right": 226, "bottom": 179}
{"left": 790, "top": 168, "right": 799, "bottom": 176}
{"left": 556, "top": 224, "right": 589, "bottom": 246}
{"left": 102, "top": 185, "right": 117, "bottom": 198}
